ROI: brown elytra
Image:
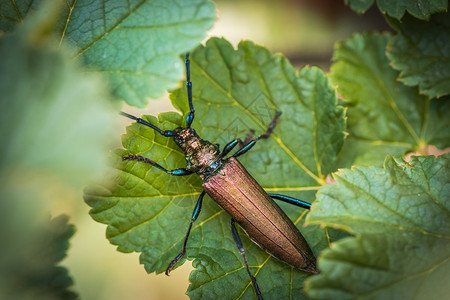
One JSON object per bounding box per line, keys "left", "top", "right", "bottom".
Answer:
{"left": 203, "top": 157, "right": 318, "bottom": 273}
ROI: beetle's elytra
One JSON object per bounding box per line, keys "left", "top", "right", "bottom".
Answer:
{"left": 120, "top": 53, "right": 317, "bottom": 300}
{"left": 204, "top": 157, "right": 317, "bottom": 273}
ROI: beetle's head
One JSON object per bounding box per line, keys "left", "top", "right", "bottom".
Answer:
{"left": 173, "top": 127, "right": 201, "bottom": 151}
{"left": 173, "top": 127, "right": 220, "bottom": 174}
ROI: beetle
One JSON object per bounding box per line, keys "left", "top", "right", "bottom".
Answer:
{"left": 120, "top": 53, "right": 318, "bottom": 300}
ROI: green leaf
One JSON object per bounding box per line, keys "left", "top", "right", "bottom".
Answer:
{"left": 344, "top": 0, "right": 448, "bottom": 20}
{"left": 387, "top": 12, "right": 450, "bottom": 98}
{"left": 0, "top": 0, "right": 216, "bottom": 107}
{"left": 84, "top": 37, "right": 346, "bottom": 299}
{"left": 0, "top": 0, "right": 119, "bottom": 184}
{"left": 330, "top": 33, "right": 450, "bottom": 168}
{"left": 306, "top": 154, "right": 450, "bottom": 299}
{"left": 0, "top": 187, "right": 77, "bottom": 300}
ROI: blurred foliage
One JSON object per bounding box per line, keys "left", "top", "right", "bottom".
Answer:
{"left": 0, "top": 1, "right": 118, "bottom": 183}
{"left": 0, "top": 190, "right": 77, "bottom": 300}
{"left": 0, "top": 1, "right": 117, "bottom": 298}
{"left": 0, "top": 0, "right": 216, "bottom": 107}
{"left": 211, "top": 0, "right": 393, "bottom": 69}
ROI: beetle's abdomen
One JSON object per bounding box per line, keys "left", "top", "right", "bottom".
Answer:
{"left": 202, "top": 157, "right": 317, "bottom": 273}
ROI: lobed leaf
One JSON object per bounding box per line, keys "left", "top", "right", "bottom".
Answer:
{"left": 0, "top": 0, "right": 216, "bottom": 107}
{"left": 387, "top": 12, "right": 450, "bottom": 99}
{"left": 344, "top": 0, "right": 448, "bottom": 20}
{"left": 306, "top": 154, "right": 450, "bottom": 299}
{"left": 84, "top": 37, "right": 346, "bottom": 299}
{"left": 0, "top": 188, "right": 77, "bottom": 300}
{"left": 330, "top": 33, "right": 450, "bottom": 168}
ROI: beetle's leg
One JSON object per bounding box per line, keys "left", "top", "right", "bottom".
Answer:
{"left": 185, "top": 53, "right": 195, "bottom": 128}
{"left": 231, "top": 219, "right": 264, "bottom": 300}
{"left": 233, "top": 111, "right": 281, "bottom": 158}
{"left": 119, "top": 112, "right": 177, "bottom": 137}
{"left": 123, "top": 154, "right": 193, "bottom": 176}
{"left": 220, "top": 139, "right": 239, "bottom": 157}
{"left": 166, "top": 191, "right": 206, "bottom": 275}
{"left": 221, "top": 112, "right": 281, "bottom": 159}
{"left": 238, "top": 129, "right": 256, "bottom": 148}
{"left": 220, "top": 130, "right": 255, "bottom": 158}
{"left": 256, "top": 110, "right": 282, "bottom": 140}
{"left": 232, "top": 140, "right": 257, "bottom": 158}
{"left": 268, "top": 194, "right": 311, "bottom": 210}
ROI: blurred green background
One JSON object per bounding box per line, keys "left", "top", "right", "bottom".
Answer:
{"left": 0, "top": 0, "right": 391, "bottom": 299}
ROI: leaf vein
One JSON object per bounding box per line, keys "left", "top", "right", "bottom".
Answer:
{"left": 339, "top": 170, "right": 433, "bottom": 234}
{"left": 74, "top": 0, "right": 147, "bottom": 58}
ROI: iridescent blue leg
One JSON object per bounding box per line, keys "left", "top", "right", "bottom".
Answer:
{"left": 220, "top": 139, "right": 239, "bottom": 158}
{"left": 185, "top": 53, "right": 195, "bottom": 128}
{"left": 233, "top": 111, "right": 281, "bottom": 158}
{"left": 268, "top": 194, "right": 311, "bottom": 210}
{"left": 166, "top": 191, "right": 206, "bottom": 275}
{"left": 231, "top": 219, "right": 264, "bottom": 300}
{"left": 123, "top": 154, "right": 193, "bottom": 176}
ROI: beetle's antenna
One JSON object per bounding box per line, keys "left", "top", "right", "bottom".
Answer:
{"left": 185, "top": 53, "right": 195, "bottom": 128}
{"left": 119, "top": 111, "right": 177, "bottom": 137}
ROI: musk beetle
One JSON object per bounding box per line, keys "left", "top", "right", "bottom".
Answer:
{"left": 120, "top": 53, "right": 318, "bottom": 300}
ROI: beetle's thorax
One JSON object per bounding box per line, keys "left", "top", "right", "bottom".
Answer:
{"left": 174, "top": 128, "right": 222, "bottom": 179}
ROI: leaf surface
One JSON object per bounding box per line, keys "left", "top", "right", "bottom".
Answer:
{"left": 387, "top": 12, "right": 450, "bottom": 98}
{"left": 0, "top": 0, "right": 216, "bottom": 107}
{"left": 330, "top": 33, "right": 450, "bottom": 168}
{"left": 84, "top": 37, "right": 346, "bottom": 299}
{"left": 344, "top": 0, "right": 448, "bottom": 20}
{"left": 306, "top": 154, "right": 450, "bottom": 299}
